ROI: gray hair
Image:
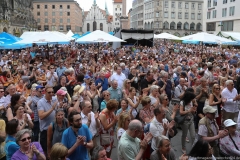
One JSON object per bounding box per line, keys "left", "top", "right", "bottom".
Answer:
{"left": 91, "top": 146, "right": 105, "bottom": 160}
{"left": 15, "top": 129, "right": 32, "bottom": 145}
{"left": 150, "top": 85, "right": 159, "bottom": 93}
{"left": 128, "top": 119, "right": 142, "bottom": 131}
{"left": 226, "top": 80, "right": 233, "bottom": 86}
{"left": 156, "top": 135, "right": 169, "bottom": 148}
{"left": 120, "top": 63, "right": 125, "bottom": 67}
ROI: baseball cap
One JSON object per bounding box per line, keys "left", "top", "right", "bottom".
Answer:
{"left": 56, "top": 89, "right": 67, "bottom": 96}
{"left": 84, "top": 75, "right": 91, "bottom": 79}
{"left": 203, "top": 105, "right": 217, "bottom": 114}
{"left": 31, "top": 83, "right": 38, "bottom": 90}
{"left": 224, "top": 119, "right": 237, "bottom": 127}
{"left": 36, "top": 85, "right": 44, "bottom": 90}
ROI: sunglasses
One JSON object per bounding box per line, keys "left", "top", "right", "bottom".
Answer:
{"left": 48, "top": 91, "right": 54, "bottom": 94}
{"left": 74, "top": 100, "right": 78, "bottom": 102}
{"left": 20, "top": 136, "right": 31, "bottom": 142}
{"left": 50, "top": 68, "right": 55, "bottom": 69}
{"left": 215, "top": 88, "right": 220, "bottom": 90}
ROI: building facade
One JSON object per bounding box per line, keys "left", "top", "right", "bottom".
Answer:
{"left": 32, "top": 0, "right": 82, "bottom": 33}
{"left": 0, "top": 0, "right": 37, "bottom": 36}
{"left": 203, "top": 0, "right": 239, "bottom": 34}
{"left": 131, "top": 0, "right": 144, "bottom": 29}
{"left": 82, "top": 0, "right": 113, "bottom": 33}
{"left": 131, "top": 0, "right": 203, "bottom": 36}
{"left": 113, "top": 0, "right": 123, "bottom": 30}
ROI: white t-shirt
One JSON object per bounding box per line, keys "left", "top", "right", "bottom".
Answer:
{"left": 110, "top": 72, "right": 126, "bottom": 89}
{"left": 117, "top": 128, "right": 126, "bottom": 140}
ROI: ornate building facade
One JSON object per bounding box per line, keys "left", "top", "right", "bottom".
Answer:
{"left": 0, "top": 0, "right": 37, "bottom": 36}
{"left": 82, "top": 0, "right": 113, "bottom": 33}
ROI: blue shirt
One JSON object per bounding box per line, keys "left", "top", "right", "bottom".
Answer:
{"left": 107, "top": 87, "right": 123, "bottom": 102}
{"left": 56, "top": 67, "right": 67, "bottom": 77}
{"left": 62, "top": 125, "right": 92, "bottom": 160}
{"left": 4, "top": 135, "right": 19, "bottom": 160}
{"left": 95, "top": 78, "right": 109, "bottom": 92}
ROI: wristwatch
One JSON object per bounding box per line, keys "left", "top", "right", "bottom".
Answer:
{"left": 83, "top": 142, "right": 87, "bottom": 146}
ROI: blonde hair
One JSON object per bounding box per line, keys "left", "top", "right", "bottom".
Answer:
{"left": 50, "top": 143, "right": 68, "bottom": 160}
{"left": 118, "top": 112, "right": 130, "bottom": 129}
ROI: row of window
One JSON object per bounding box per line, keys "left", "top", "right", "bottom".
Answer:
{"left": 37, "top": 4, "right": 70, "bottom": 9}
{"left": 153, "top": 22, "right": 202, "bottom": 30}
{"left": 163, "top": 12, "right": 201, "bottom": 20}
{"left": 207, "top": 21, "right": 233, "bottom": 31}
{"left": 38, "top": 25, "right": 71, "bottom": 31}
{"left": 115, "top": 8, "right": 122, "bottom": 11}
{"left": 37, "top": 18, "right": 71, "bottom": 23}
{"left": 86, "top": 23, "right": 103, "bottom": 31}
{"left": 208, "top": 0, "right": 235, "bottom": 8}
{"left": 37, "top": 11, "right": 71, "bottom": 16}
{"left": 164, "top": 1, "right": 202, "bottom": 10}
{"left": 207, "top": 6, "right": 235, "bottom": 19}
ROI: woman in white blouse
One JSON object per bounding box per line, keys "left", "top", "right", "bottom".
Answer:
{"left": 220, "top": 119, "right": 240, "bottom": 156}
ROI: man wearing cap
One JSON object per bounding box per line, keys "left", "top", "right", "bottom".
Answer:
{"left": 37, "top": 85, "right": 58, "bottom": 154}
{"left": 221, "top": 80, "right": 240, "bottom": 122}
{"left": 82, "top": 75, "right": 91, "bottom": 90}
{"left": 219, "top": 119, "right": 240, "bottom": 156}
{"left": 31, "top": 85, "right": 44, "bottom": 141}
{"left": 198, "top": 105, "right": 228, "bottom": 157}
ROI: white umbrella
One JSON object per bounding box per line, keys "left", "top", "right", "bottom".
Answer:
{"left": 66, "top": 30, "right": 74, "bottom": 38}
{"left": 76, "top": 30, "right": 125, "bottom": 43}
{"left": 154, "top": 33, "right": 181, "bottom": 40}
{"left": 15, "top": 31, "right": 70, "bottom": 45}
{"left": 181, "top": 32, "right": 233, "bottom": 43}
{"left": 52, "top": 31, "right": 74, "bottom": 41}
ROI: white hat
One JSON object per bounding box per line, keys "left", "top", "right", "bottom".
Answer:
{"left": 203, "top": 105, "right": 217, "bottom": 114}
{"left": 224, "top": 119, "right": 237, "bottom": 127}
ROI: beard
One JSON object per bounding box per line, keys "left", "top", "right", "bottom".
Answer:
{"left": 73, "top": 123, "right": 82, "bottom": 129}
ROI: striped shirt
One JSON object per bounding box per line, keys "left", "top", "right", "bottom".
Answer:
{"left": 31, "top": 95, "right": 43, "bottom": 122}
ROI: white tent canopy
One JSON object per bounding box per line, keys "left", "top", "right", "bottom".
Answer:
{"left": 15, "top": 31, "right": 71, "bottom": 45}
{"left": 219, "top": 32, "right": 240, "bottom": 41}
{"left": 76, "top": 30, "right": 125, "bottom": 43}
{"left": 66, "top": 30, "right": 74, "bottom": 38}
{"left": 154, "top": 33, "right": 181, "bottom": 40}
{"left": 52, "top": 31, "right": 74, "bottom": 41}
{"left": 181, "top": 32, "right": 233, "bottom": 43}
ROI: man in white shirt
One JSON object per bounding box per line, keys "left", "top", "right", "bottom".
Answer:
{"left": 4, "top": 84, "right": 16, "bottom": 108}
{"left": 150, "top": 107, "right": 175, "bottom": 151}
{"left": 221, "top": 80, "right": 240, "bottom": 122}
{"left": 80, "top": 100, "right": 100, "bottom": 154}
{"left": 174, "top": 78, "right": 187, "bottom": 99}
{"left": 46, "top": 65, "right": 58, "bottom": 87}
{"left": 110, "top": 66, "right": 126, "bottom": 89}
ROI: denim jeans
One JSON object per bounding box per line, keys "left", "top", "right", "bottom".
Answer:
{"left": 181, "top": 119, "right": 195, "bottom": 149}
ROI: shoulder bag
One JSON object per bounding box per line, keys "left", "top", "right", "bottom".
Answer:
{"left": 174, "top": 101, "right": 187, "bottom": 124}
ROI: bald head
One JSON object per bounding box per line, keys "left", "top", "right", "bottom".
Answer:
{"left": 128, "top": 119, "right": 142, "bottom": 131}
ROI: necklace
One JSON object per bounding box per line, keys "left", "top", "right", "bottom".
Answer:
{"left": 19, "top": 148, "right": 33, "bottom": 160}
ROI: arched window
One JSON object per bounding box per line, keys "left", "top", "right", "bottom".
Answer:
{"left": 196, "top": 23, "right": 202, "bottom": 31}
{"left": 87, "top": 23, "right": 90, "bottom": 31}
{"left": 184, "top": 22, "right": 189, "bottom": 30}
{"left": 100, "top": 23, "right": 103, "bottom": 31}
{"left": 190, "top": 23, "right": 195, "bottom": 30}
{"left": 170, "top": 22, "right": 175, "bottom": 29}
{"left": 177, "top": 22, "right": 182, "bottom": 29}
{"left": 163, "top": 21, "right": 169, "bottom": 29}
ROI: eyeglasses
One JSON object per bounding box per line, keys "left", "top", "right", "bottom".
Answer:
{"left": 20, "top": 136, "right": 31, "bottom": 142}
{"left": 47, "top": 91, "right": 54, "bottom": 94}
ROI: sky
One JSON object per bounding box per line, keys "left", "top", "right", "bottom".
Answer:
{"left": 76, "top": 0, "right": 132, "bottom": 14}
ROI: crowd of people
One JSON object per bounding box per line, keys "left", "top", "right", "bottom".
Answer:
{"left": 0, "top": 41, "right": 239, "bottom": 160}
